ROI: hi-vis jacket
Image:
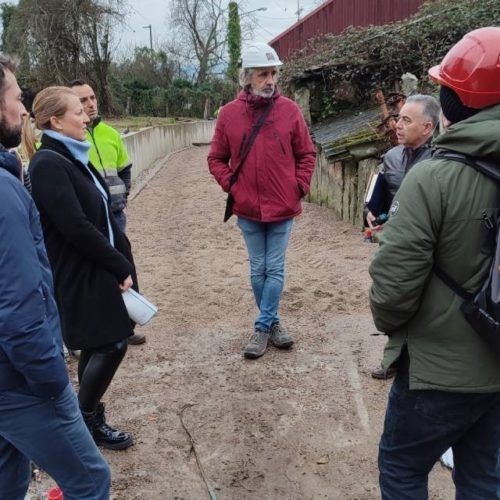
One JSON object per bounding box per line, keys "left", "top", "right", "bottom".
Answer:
{"left": 87, "top": 118, "right": 132, "bottom": 213}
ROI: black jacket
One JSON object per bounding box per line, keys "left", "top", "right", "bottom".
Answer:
{"left": 29, "top": 134, "right": 136, "bottom": 350}
{"left": 383, "top": 140, "right": 433, "bottom": 199}
{"left": 367, "top": 140, "right": 433, "bottom": 216}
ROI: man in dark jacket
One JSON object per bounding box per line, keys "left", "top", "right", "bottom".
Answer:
{"left": 0, "top": 57, "right": 110, "bottom": 498}
{"left": 370, "top": 27, "right": 500, "bottom": 498}
{"left": 208, "top": 42, "right": 316, "bottom": 359}
{"left": 367, "top": 94, "right": 440, "bottom": 379}
{"left": 366, "top": 94, "right": 440, "bottom": 229}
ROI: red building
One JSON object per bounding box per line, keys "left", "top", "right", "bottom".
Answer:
{"left": 270, "top": 0, "right": 428, "bottom": 59}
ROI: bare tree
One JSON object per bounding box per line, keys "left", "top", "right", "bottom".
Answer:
{"left": 167, "top": 0, "right": 258, "bottom": 84}
{"left": 3, "top": 0, "right": 125, "bottom": 113}
{"left": 80, "top": 1, "right": 120, "bottom": 114}
{"left": 168, "top": 0, "right": 228, "bottom": 84}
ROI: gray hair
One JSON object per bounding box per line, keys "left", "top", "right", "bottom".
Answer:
{"left": 238, "top": 67, "right": 280, "bottom": 88}
{"left": 405, "top": 94, "right": 440, "bottom": 130}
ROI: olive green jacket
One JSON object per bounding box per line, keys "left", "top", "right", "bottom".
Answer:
{"left": 369, "top": 104, "right": 500, "bottom": 392}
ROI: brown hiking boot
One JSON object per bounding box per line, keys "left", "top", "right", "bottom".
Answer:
{"left": 243, "top": 330, "right": 269, "bottom": 359}
{"left": 128, "top": 332, "right": 146, "bottom": 345}
{"left": 270, "top": 323, "right": 294, "bottom": 349}
{"left": 371, "top": 365, "right": 396, "bottom": 380}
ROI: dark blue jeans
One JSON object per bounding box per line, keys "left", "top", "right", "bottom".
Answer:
{"left": 379, "top": 350, "right": 500, "bottom": 499}
{"left": 0, "top": 383, "right": 110, "bottom": 500}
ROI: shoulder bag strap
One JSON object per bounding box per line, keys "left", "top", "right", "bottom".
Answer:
{"left": 229, "top": 101, "right": 273, "bottom": 187}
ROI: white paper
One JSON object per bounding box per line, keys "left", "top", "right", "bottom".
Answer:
{"left": 122, "top": 289, "right": 158, "bottom": 326}
{"left": 440, "top": 448, "right": 454, "bottom": 470}
{"left": 364, "top": 171, "right": 379, "bottom": 203}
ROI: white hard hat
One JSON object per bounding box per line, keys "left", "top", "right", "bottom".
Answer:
{"left": 241, "top": 42, "right": 283, "bottom": 69}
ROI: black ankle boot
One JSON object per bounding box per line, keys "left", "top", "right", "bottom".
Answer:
{"left": 82, "top": 403, "right": 133, "bottom": 451}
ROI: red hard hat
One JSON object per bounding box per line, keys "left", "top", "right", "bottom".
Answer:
{"left": 428, "top": 27, "right": 500, "bottom": 109}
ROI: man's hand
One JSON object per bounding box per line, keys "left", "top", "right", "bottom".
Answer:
{"left": 367, "top": 211, "right": 384, "bottom": 231}
{"left": 119, "top": 275, "right": 133, "bottom": 292}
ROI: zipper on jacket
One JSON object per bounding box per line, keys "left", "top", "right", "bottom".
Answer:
{"left": 482, "top": 210, "right": 494, "bottom": 230}
{"left": 274, "top": 132, "right": 286, "bottom": 155}
{"left": 88, "top": 126, "right": 107, "bottom": 178}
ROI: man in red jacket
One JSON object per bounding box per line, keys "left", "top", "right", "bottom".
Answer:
{"left": 208, "top": 42, "right": 316, "bottom": 359}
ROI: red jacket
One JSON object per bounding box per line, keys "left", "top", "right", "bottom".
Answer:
{"left": 208, "top": 90, "right": 316, "bottom": 222}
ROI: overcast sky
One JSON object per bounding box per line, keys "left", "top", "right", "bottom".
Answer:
{"left": 120, "top": 0, "right": 321, "bottom": 53}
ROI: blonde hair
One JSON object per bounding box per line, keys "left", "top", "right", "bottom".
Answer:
{"left": 22, "top": 86, "right": 77, "bottom": 159}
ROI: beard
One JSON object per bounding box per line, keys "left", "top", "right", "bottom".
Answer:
{"left": 252, "top": 86, "right": 275, "bottom": 98}
{"left": 0, "top": 116, "right": 22, "bottom": 148}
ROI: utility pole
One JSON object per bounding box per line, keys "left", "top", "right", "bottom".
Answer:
{"left": 143, "top": 24, "right": 153, "bottom": 52}
{"left": 295, "top": 0, "right": 303, "bottom": 21}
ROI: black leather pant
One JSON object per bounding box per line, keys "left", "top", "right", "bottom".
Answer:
{"left": 77, "top": 340, "right": 128, "bottom": 413}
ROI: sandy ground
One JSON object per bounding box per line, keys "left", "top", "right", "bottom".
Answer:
{"left": 35, "top": 146, "right": 455, "bottom": 499}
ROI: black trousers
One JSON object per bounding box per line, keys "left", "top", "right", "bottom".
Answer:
{"left": 77, "top": 340, "right": 128, "bottom": 413}
{"left": 379, "top": 349, "right": 500, "bottom": 499}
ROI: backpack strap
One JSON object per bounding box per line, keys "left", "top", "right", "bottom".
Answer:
{"left": 433, "top": 149, "right": 500, "bottom": 182}
{"left": 432, "top": 264, "right": 474, "bottom": 301}
{"left": 432, "top": 149, "right": 500, "bottom": 300}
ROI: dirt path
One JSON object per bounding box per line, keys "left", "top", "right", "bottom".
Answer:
{"left": 73, "top": 146, "right": 454, "bottom": 499}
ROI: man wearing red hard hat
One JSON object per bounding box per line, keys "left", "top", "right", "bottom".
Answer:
{"left": 369, "top": 27, "right": 500, "bottom": 498}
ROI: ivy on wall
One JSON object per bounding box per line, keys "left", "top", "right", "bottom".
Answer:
{"left": 280, "top": 0, "right": 500, "bottom": 121}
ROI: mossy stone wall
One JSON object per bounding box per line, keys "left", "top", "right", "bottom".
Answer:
{"left": 308, "top": 146, "right": 380, "bottom": 226}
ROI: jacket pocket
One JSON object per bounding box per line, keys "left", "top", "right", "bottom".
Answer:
{"left": 295, "top": 180, "right": 303, "bottom": 198}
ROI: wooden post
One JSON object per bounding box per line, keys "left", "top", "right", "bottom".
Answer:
{"left": 203, "top": 96, "right": 210, "bottom": 120}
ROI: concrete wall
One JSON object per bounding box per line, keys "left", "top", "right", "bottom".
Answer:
{"left": 123, "top": 120, "right": 216, "bottom": 182}
{"left": 308, "top": 145, "right": 380, "bottom": 226}
{"left": 123, "top": 120, "right": 378, "bottom": 227}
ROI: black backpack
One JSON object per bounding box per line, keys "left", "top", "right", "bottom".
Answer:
{"left": 432, "top": 149, "right": 500, "bottom": 356}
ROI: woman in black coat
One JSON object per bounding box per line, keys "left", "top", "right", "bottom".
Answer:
{"left": 27, "top": 87, "right": 135, "bottom": 450}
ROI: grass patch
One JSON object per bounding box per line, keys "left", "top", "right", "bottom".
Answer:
{"left": 106, "top": 116, "right": 177, "bottom": 132}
